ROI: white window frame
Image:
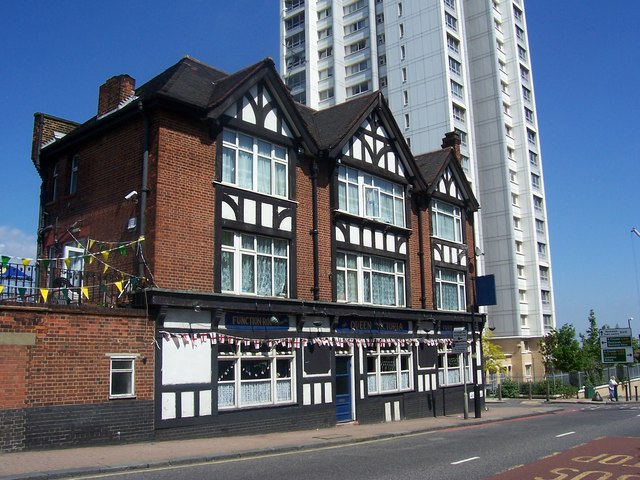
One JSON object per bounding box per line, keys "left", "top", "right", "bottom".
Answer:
{"left": 109, "top": 355, "right": 135, "bottom": 399}
{"left": 445, "top": 12, "right": 457, "bottom": 31}
{"left": 337, "top": 165, "right": 406, "bottom": 227}
{"left": 430, "top": 199, "right": 462, "bottom": 243}
{"left": 366, "top": 343, "right": 413, "bottom": 394}
{"left": 69, "top": 155, "right": 78, "bottom": 195}
{"left": 336, "top": 251, "right": 406, "bottom": 307}
{"left": 448, "top": 57, "right": 461, "bottom": 76}
{"left": 438, "top": 346, "right": 470, "bottom": 387}
{"left": 217, "top": 343, "right": 295, "bottom": 410}
{"left": 450, "top": 80, "right": 463, "bottom": 99}
{"left": 221, "top": 231, "right": 289, "bottom": 298}
{"left": 435, "top": 268, "right": 466, "bottom": 311}
{"left": 221, "top": 130, "right": 288, "bottom": 198}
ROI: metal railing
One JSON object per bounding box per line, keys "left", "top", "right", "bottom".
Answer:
{"left": 0, "top": 261, "right": 140, "bottom": 307}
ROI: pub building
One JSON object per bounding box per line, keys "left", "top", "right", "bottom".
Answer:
{"left": 31, "top": 56, "right": 485, "bottom": 443}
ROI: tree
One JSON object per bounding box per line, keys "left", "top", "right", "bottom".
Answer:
{"left": 539, "top": 324, "right": 584, "bottom": 375}
{"left": 580, "top": 309, "right": 603, "bottom": 386}
{"left": 482, "top": 330, "right": 506, "bottom": 380}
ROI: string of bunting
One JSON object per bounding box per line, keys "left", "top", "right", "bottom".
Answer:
{"left": 159, "top": 331, "right": 461, "bottom": 349}
{"left": 0, "top": 236, "right": 146, "bottom": 302}
{"left": 0, "top": 236, "right": 145, "bottom": 274}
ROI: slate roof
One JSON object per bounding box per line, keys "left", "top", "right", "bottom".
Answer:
{"left": 296, "top": 92, "right": 379, "bottom": 152}
{"left": 415, "top": 149, "right": 453, "bottom": 185}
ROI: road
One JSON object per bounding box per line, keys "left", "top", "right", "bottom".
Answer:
{"left": 69, "top": 404, "right": 640, "bottom": 480}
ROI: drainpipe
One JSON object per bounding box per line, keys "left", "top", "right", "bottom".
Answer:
{"left": 138, "top": 101, "right": 149, "bottom": 279}
{"left": 417, "top": 199, "right": 427, "bottom": 309}
{"left": 311, "top": 158, "right": 320, "bottom": 301}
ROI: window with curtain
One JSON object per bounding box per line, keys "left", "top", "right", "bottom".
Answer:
{"left": 336, "top": 251, "right": 405, "bottom": 307}
{"left": 365, "top": 343, "right": 412, "bottom": 394}
{"left": 218, "top": 342, "right": 294, "bottom": 409}
{"left": 438, "top": 346, "right": 470, "bottom": 386}
{"left": 221, "top": 129, "right": 288, "bottom": 198}
{"left": 221, "top": 231, "right": 288, "bottom": 297}
{"left": 337, "top": 165, "right": 405, "bottom": 227}
{"left": 435, "top": 268, "right": 466, "bottom": 311}
{"left": 431, "top": 199, "right": 462, "bottom": 242}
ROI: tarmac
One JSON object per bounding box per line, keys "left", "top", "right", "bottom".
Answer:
{"left": 1, "top": 397, "right": 637, "bottom": 480}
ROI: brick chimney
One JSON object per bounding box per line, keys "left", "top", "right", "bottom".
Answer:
{"left": 97, "top": 75, "right": 135, "bottom": 117}
{"left": 441, "top": 131, "right": 461, "bottom": 160}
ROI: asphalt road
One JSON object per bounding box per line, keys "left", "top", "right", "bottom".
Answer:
{"left": 69, "top": 404, "right": 640, "bottom": 480}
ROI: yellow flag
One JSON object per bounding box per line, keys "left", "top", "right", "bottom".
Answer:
{"left": 89, "top": 239, "right": 95, "bottom": 250}
{"left": 64, "top": 257, "right": 71, "bottom": 268}
{"left": 22, "top": 258, "right": 32, "bottom": 267}
{"left": 0, "top": 285, "right": 4, "bottom": 294}
{"left": 101, "top": 251, "right": 110, "bottom": 261}
{"left": 81, "top": 287, "right": 89, "bottom": 299}
{"left": 88, "top": 255, "right": 94, "bottom": 265}
{"left": 40, "top": 288, "right": 49, "bottom": 302}
{"left": 115, "top": 281, "right": 123, "bottom": 293}
{"left": 103, "top": 263, "right": 109, "bottom": 273}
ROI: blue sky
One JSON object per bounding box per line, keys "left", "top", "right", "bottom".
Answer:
{"left": 1, "top": 1, "right": 639, "bottom": 335}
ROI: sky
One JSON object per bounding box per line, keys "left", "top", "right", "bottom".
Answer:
{"left": 1, "top": 1, "right": 639, "bottom": 336}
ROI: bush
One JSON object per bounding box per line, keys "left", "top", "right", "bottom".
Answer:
{"left": 500, "top": 379, "right": 520, "bottom": 398}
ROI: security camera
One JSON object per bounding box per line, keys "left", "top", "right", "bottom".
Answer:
{"left": 125, "top": 190, "right": 138, "bottom": 201}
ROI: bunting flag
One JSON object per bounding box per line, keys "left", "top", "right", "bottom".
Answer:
{"left": 41, "top": 259, "right": 50, "bottom": 269}
{"left": 115, "top": 281, "right": 123, "bottom": 293}
{"left": 40, "top": 288, "right": 49, "bottom": 302}
{"left": 1, "top": 256, "right": 9, "bottom": 267}
{"left": 101, "top": 251, "right": 110, "bottom": 262}
{"left": 0, "top": 285, "right": 4, "bottom": 294}
{"left": 119, "top": 246, "right": 127, "bottom": 256}
{"left": 64, "top": 257, "right": 71, "bottom": 269}
{"left": 81, "top": 287, "right": 89, "bottom": 299}
{"left": 21, "top": 258, "right": 32, "bottom": 267}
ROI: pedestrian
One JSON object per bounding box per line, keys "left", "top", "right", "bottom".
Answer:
{"left": 608, "top": 376, "right": 618, "bottom": 402}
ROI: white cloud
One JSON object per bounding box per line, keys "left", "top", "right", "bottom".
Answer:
{"left": 0, "top": 225, "right": 37, "bottom": 260}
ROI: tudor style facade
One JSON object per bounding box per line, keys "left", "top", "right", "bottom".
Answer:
{"left": 1, "top": 56, "right": 482, "bottom": 451}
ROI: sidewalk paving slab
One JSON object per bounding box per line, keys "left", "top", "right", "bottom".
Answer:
{"left": 1, "top": 399, "right": 636, "bottom": 480}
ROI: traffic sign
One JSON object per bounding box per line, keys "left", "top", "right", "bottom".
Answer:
{"left": 600, "top": 328, "right": 634, "bottom": 364}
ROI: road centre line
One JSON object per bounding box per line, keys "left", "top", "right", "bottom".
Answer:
{"left": 451, "top": 456, "right": 480, "bottom": 465}
{"left": 555, "top": 431, "right": 575, "bottom": 438}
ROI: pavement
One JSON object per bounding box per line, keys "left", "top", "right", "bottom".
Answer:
{"left": 1, "top": 397, "right": 637, "bottom": 480}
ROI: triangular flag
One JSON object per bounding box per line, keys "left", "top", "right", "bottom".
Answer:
{"left": 18, "top": 288, "right": 26, "bottom": 300}
{"left": 115, "top": 281, "right": 123, "bottom": 293}
{"left": 101, "top": 251, "right": 110, "bottom": 261}
{"left": 119, "top": 246, "right": 127, "bottom": 256}
{"left": 40, "top": 288, "right": 49, "bottom": 302}
{"left": 64, "top": 257, "right": 71, "bottom": 268}
{"left": 1, "top": 256, "right": 10, "bottom": 267}
{"left": 21, "top": 258, "right": 32, "bottom": 267}
{"left": 0, "top": 285, "right": 4, "bottom": 294}
{"left": 89, "top": 239, "right": 95, "bottom": 250}
{"left": 99, "top": 284, "right": 107, "bottom": 293}
{"left": 81, "top": 287, "right": 89, "bottom": 299}
{"left": 61, "top": 289, "right": 69, "bottom": 300}
{"left": 88, "top": 255, "right": 94, "bottom": 265}
{"left": 103, "top": 263, "right": 109, "bottom": 273}
{"left": 130, "top": 277, "right": 139, "bottom": 289}
{"left": 41, "top": 259, "right": 50, "bottom": 269}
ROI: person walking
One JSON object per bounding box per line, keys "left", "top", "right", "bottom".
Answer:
{"left": 608, "top": 376, "right": 619, "bottom": 401}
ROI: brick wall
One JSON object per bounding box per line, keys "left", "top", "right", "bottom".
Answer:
{"left": 150, "top": 112, "right": 216, "bottom": 291}
{"left": 0, "top": 306, "right": 154, "bottom": 451}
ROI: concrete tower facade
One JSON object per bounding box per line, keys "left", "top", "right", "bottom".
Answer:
{"left": 280, "top": 0, "right": 555, "bottom": 379}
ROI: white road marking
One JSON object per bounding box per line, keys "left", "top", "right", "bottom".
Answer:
{"left": 451, "top": 456, "right": 480, "bottom": 465}
{"left": 555, "top": 431, "right": 575, "bottom": 438}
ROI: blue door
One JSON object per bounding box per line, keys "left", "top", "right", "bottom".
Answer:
{"left": 335, "top": 356, "right": 353, "bottom": 422}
